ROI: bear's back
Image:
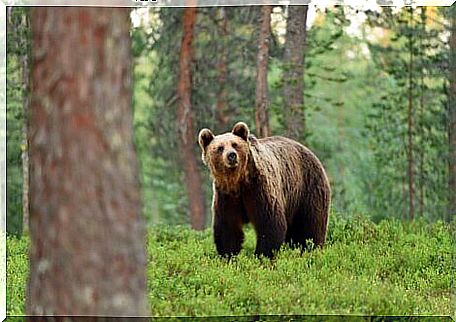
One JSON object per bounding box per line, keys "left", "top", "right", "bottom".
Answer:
{"left": 249, "top": 135, "right": 329, "bottom": 219}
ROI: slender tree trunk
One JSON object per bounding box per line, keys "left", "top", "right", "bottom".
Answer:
{"left": 407, "top": 7, "right": 415, "bottom": 221}
{"left": 419, "top": 54, "right": 425, "bottom": 219}
{"left": 216, "top": 7, "right": 229, "bottom": 131}
{"left": 283, "top": 5, "right": 308, "bottom": 141}
{"left": 419, "top": 7, "right": 426, "bottom": 218}
{"left": 21, "top": 12, "right": 30, "bottom": 235}
{"left": 27, "top": 8, "right": 148, "bottom": 315}
{"left": 449, "top": 5, "right": 456, "bottom": 221}
{"left": 255, "top": 5, "right": 272, "bottom": 138}
{"left": 177, "top": 7, "right": 206, "bottom": 230}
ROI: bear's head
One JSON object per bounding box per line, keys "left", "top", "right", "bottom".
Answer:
{"left": 198, "top": 122, "right": 251, "bottom": 192}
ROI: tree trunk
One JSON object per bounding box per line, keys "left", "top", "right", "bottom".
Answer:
{"left": 216, "top": 7, "right": 229, "bottom": 131}
{"left": 283, "top": 5, "right": 308, "bottom": 141}
{"left": 255, "top": 5, "right": 272, "bottom": 138}
{"left": 418, "top": 7, "right": 426, "bottom": 218}
{"left": 27, "top": 8, "right": 148, "bottom": 315}
{"left": 177, "top": 7, "right": 206, "bottom": 230}
{"left": 21, "top": 12, "right": 30, "bottom": 235}
{"left": 449, "top": 5, "right": 456, "bottom": 221}
{"left": 407, "top": 7, "right": 415, "bottom": 221}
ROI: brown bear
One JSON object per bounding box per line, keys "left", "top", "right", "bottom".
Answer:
{"left": 198, "top": 122, "right": 331, "bottom": 258}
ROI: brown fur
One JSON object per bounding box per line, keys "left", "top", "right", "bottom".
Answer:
{"left": 198, "top": 122, "right": 331, "bottom": 258}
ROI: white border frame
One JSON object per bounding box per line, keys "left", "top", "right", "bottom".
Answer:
{"left": 1, "top": 1, "right": 454, "bottom": 320}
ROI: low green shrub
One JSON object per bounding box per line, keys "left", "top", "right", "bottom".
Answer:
{"left": 7, "top": 216, "right": 453, "bottom": 316}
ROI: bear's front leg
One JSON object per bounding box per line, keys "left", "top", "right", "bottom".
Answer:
{"left": 254, "top": 226, "right": 286, "bottom": 258}
{"left": 253, "top": 208, "right": 287, "bottom": 258}
{"left": 213, "top": 218, "right": 244, "bottom": 258}
{"left": 212, "top": 191, "right": 245, "bottom": 258}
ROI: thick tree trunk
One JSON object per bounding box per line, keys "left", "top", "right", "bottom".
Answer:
{"left": 407, "top": 7, "right": 415, "bottom": 221}
{"left": 255, "top": 5, "right": 272, "bottom": 138}
{"left": 177, "top": 7, "right": 206, "bottom": 230}
{"left": 27, "top": 8, "right": 148, "bottom": 315}
{"left": 21, "top": 12, "right": 30, "bottom": 235}
{"left": 283, "top": 5, "right": 308, "bottom": 141}
{"left": 449, "top": 5, "right": 456, "bottom": 221}
{"left": 216, "top": 7, "right": 229, "bottom": 131}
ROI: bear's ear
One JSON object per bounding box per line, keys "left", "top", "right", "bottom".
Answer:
{"left": 198, "top": 128, "right": 214, "bottom": 150}
{"left": 232, "top": 122, "right": 250, "bottom": 141}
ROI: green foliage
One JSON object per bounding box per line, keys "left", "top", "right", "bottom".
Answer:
{"left": 283, "top": 8, "right": 379, "bottom": 215}
{"left": 132, "top": 9, "right": 190, "bottom": 226}
{"left": 6, "top": 235, "right": 28, "bottom": 315}
{"left": 7, "top": 6, "right": 453, "bottom": 231}
{"left": 270, "top": 6, "right": 350, "bottom": 140}
{"left": 131, "top": 7, "right": 264, "bottom": 226}
{"left": 6, "top": 7, "right": 30, "bottom": 235}
{"left": 7, "top": 217, "right": 453, "bottom": 316}
{"left": 365, "top": 7, "right": 448, "bottom": 222}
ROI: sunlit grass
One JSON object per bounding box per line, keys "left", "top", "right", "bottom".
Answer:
{"left": 7, "top": 215, "right": 453, "bottom": 316}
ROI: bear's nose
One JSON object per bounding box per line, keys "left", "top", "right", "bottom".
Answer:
{"left": 227, "top": 151, "right": 237, "bottom": 162}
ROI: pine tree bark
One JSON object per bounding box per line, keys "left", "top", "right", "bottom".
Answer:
{"left": 255, "top": 5, "right": 272, "bottom": 138}
{"left": 27, "top": 8, "right": 148, "bottom": 315}
{"left": 449, "top": 5, "right": 456, "bottom": 221}
{"left": 21, "top": 12, "right": 30, "bottom": 235}
{"left": 283, "top": 5, "right": 308, "bottom": 141}
{"left": 216, "top": 7, "right": 229, "bottom": 131}
{"left": 177, "top": 7, "right": 206, "bottom": 230}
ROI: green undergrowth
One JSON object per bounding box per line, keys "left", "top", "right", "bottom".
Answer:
{"left": 6, "top": 215, "right": 454, "bottom": 316}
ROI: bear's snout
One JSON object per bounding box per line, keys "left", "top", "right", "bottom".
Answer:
{"left": 225, "top": 150, "right": 238, "bottom": 167}
{"left": 227, "top": 151, "right": 237, "bottom": 162}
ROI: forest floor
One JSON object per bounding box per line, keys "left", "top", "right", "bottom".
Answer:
{"left": 6, "top": 215, "right": 454, "bottom": 317}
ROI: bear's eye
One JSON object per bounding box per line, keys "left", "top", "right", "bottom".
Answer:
{"left": 232, "top": 143, "right": 238, "bottom": 149}
{"left": 217, "top": 146, "right": 224, "bottom": 153}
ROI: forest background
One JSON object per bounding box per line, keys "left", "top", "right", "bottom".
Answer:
{"left": 7, "top": 4, "right": 454, "bottom": 234}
